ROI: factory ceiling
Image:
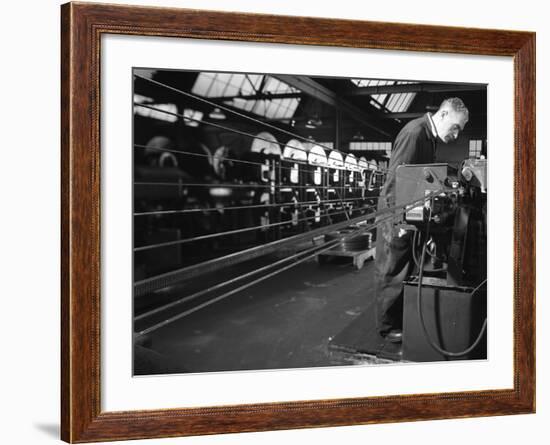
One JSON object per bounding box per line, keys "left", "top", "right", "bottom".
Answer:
{"left": 134, "top": 69, "right": 486, "bottom": 151}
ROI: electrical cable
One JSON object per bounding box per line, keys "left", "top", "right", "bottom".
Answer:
{"left": 411, "top": 229, "right": 420, "bottom": 269}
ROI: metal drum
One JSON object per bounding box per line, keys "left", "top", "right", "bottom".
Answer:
{"left": 281, "top": 139, "right": 307, "bottom": 185}
{"left": 241, "top": 131, "right": 280, "bottom": 183}
{"left": 250, "top": 134, "right": 280, "bottom": 235}
{"left": 326, "top": 150, "right": 345, "bottom": 219}
{"left": 327, "top": 150, "right": 345, "bottom": 186}
{"left": 344, "top": 154, "right": 358, "bottom": 187}
{"left": 303, "top": 145, "right": 327, "bottom": 225}
{"left": 344, "top": 154, "right": 359, "bottom": 215}
{"left": 212, "top": 145, "right": 235, "bottom": 181}
{"left": 306, "top": 144, "right": 328, "bottom": 186}
{"left": 262, "top": 137, "right": 282, "bottom": 184}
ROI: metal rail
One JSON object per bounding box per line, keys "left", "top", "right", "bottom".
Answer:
{"left": 134, "top": 202, "right": 376, "bottom": 252}
{"left": 134, "top": 196, "right": 379, "bottom": 216}
{"left": 135, "top": 217, "right": 383, "bottom": 337}
{"left": 134, "top": 181, "right": 377, "bottom": 190}
{"left": 134, "top": 190, "right": 441, "bottom": 297}
{"left": 135, "top": 226, "right": 367, "bottom": 322}
{"left": 135, "top": 190, "right": 442, "bottom": 336}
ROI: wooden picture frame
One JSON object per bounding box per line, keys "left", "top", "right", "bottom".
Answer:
{"left": 61, "top": 1, "right": 535, "bottom": 442}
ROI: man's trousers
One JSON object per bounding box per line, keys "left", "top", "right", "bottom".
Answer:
{"left": 374, "top": 202, "right": 413, "bottom": 335}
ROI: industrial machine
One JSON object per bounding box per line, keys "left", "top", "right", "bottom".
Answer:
{"left": 394, "top": 161, "right": 487, "bottom": 361}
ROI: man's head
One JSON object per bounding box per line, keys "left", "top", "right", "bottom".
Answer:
{"left": 432, "top": 97, "right": 469, "bottom": 144}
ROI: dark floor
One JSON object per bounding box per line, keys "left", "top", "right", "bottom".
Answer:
{"left": 135, "top": 255, "right": 390, "bottom": 375}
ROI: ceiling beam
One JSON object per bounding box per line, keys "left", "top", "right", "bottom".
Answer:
{"left": 274, "top": 75, "right": 392, "bottom": 138}
{"left": 379, "top": 111, "right": 488, "bottom": 120}
{"left": 380, "top": 112, "right": 424, "bottom": 119}
{"left": 208, "top": 92, "right": 303, "bottom": 102}
{"left": 346, "top": 82, "right": 486, "bottom": 96}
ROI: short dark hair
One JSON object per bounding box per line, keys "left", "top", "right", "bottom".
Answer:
{"left": 440, "top": 97, "right": 469, "bottom": 118}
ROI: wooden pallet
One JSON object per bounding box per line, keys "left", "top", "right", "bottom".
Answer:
{"left": 317, "top": 246, "right": 376, "bottom": 270}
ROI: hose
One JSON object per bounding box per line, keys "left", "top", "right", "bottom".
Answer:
{"left": 412, "top": 230, "right": 420, "bottom": 268}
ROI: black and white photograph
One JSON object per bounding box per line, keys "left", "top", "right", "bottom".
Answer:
{"left": 132, "top": 69, "right": 488, "bottom": 375}
{"left": 3, "top": 0, "right": 545, "bottom": 443}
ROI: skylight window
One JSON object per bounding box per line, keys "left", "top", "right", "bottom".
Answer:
{"left": 385, "top": 92, "right": 416, "bottom": 113}
{"left": 192, "top": 72, "right": 300, "bottom": 120}
{"left": 351, "top": 79, "right": 395, "bottom": 88}
{"left": 371, "top": 94, "right": 387, "bottom": 105}
{"left": 351, "top": 79, "right": 417, "bottom": 113}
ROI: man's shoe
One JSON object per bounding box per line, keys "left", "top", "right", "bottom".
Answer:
{"left": 385, "top": 329, "right": 403, "bottom": 343}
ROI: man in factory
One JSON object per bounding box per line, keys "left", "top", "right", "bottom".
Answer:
{"left": 374, "top": 97, "right": 469, "bottom": 344}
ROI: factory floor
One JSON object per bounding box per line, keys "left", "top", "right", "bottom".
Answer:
{"left": 135, "top": 254, "right": 393, "bottom": 375}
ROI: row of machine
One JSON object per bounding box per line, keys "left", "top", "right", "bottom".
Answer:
{"left": 133, "top": 131, "right": 386, "bottom": 281}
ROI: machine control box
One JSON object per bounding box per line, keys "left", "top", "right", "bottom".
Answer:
{"left": 395, "top": 163, "right": 457, "bottom": 223}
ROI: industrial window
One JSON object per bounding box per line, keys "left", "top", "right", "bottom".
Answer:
{"left": 349, "top": 141, "right": 392, "bottom": 152}
{"left": 384, "top": 91, "right": 416, "bottom": 113}
{"left": 351, "top": 79, "right": 395, "bottom": 88}
{"left": 351, "top": 79, "right": 417, "bottom": 113}
{"left": 192, "top": 72, "right": 301, "bottom": 120}
{"left": 469, "top": 139, "right": 483, "bottom": 158}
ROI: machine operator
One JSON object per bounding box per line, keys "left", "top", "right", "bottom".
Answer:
{"left": 374, "top": 97, "right": 469, "bottom": 344}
